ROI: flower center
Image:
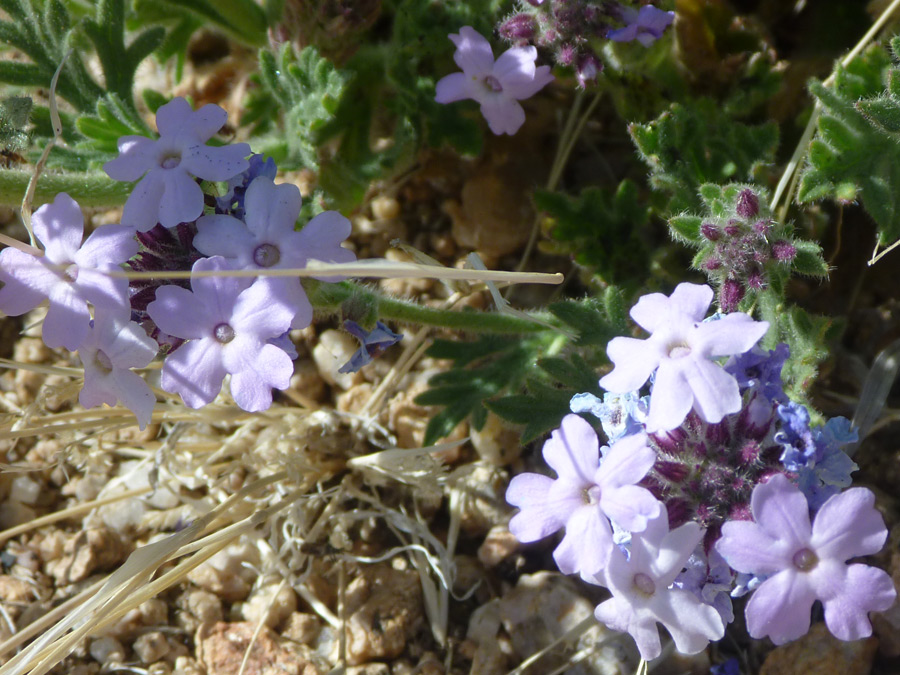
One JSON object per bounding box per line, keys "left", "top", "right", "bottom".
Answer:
{"left": 93, "top": 349, "right": 113, "bottom": 374}
{"left": 63, "top": 264, "right": 79, "bottom": 283}
{"left": 792, "top": 548, "right": 818, "bottom": 572}
{"left": 214, "top": 323, "right": 236, "bottom": 344}
{"left": 583, "top": 485, "right": 602, "bottom": 505}
{"left": 483, "top": 75, "right": 503, "bottom": 92}
{"left": 667, "top": 342, "right": 692, "bottom": 359}
{"left": 253, "top": 243, "right": 281, "bottom": 268}
{"left": 160, "top": 152, "right": 182, "bottom": 169}
{"left": 632, "top": 572, "right": 656, "bottom": 597}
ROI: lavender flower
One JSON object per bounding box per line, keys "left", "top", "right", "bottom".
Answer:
{"left": 0, "top": 193, "right": 137, "bottom": 350}
{"left": 716, "top": 474, "right": 896, "bottom": 644}
{"left": 104, "top": 97, "right": 251, "bottom": 231}
{"left": 78, "top": 313, "right": 158, "bottom": 429}
{"left": 435, "top": 26, "right": 554, "bottom": 135}
{"left": 599, "top": 283, "right": 769, "bottom": 432}
{"left": 338, "top": 320, "right": 403, "bottom": 373}
{"left": 146, "top": 257, "right": 295, "bottom": 411}
{"left": 608, "top": 4, "right": 675, "bottom": 47}
{"left": 193, "top": 176, "right": 356, "bottom": 329}
{"left": 506, "top": 414, "right": 661, "bottom": 576}
{"left": 591, "top": 512, "right": 726, "bottom": 661}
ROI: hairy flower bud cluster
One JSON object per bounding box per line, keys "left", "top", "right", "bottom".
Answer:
{"left": 698, "top": 187, "right": 798, "bottom": 312}
{"left": 497, "top": 1, "right": 673, "bottom": 88}
{"left": 506, "top": 285, "right": 893, "bottom": 660}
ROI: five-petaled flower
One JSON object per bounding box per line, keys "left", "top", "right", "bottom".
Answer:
{"left": 716, "top": 474, "right": 896, "bottom": 644}
{"left": 0, "top": 193, "right": 136, "bottom": 350}
{"left": 193, "top": 176, "right": 356, "bottom": 329}
{"left": 506, "top": 414, "right": 661, "bottom": 576}
{"left": 600, "top": 283, "right": 769, "bottom": 432}
{"left": 591, "top": 511, "right": 726, "bottom": 661}
{"left": 146, "top": 256, "right": 295, "bottom": 411}
{"left": 104, "top": 97, "right": 251, "bottom": 231}
{"left": 78, "top": 312, "right": 158, "bottom": 429}
{"left": 435, "top": 26, "right": 554, "bottom": 135}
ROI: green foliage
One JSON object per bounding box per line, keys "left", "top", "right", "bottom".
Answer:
{"left": 535, "top": 180, "right": 651, "bottom": 287}
{"left": 758, "top": 291, "right": 832, "bottom": 403}
{"left": 253, "top": 44, "right": 351, "bottom": 171}
{"left": 0, "top": 96, "right": 32, "bottom": 153}
{"left": 629, "top": 99, "right": 779, "bottom": 215}
{"left": 416, "top": 292, "right": 628, "bottom": 445}
{"left": 798, "top": 41, "right": 900, "bottom": 247}
{"left": 0, "top": 0, "right": 104, "bottom": 111}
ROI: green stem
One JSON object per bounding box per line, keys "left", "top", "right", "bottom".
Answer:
{"left": 306, "top": 281, "right": 553, "bottom": 334}
{"left": 0, "top": 170, "right": 130, "bottom": 207}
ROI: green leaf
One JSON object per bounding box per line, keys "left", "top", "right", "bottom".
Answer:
{"left": 792, "top": 239, "right": 829, "bottom": 277}
{"left": 416, "top": 335, "right": 536, "bottom": 446}
{"left": 0, "top": 95, "right": 31, "bottom": 154}
{"left": 629, "top": 99, "right": 779, "bottom": 215}
{"left": 157, "top": 0, "right": 266, "bottom": 47}
{"left": 535, "top": 180, "right": 650, "bottom": 286}
{"left": 798, "top": 42, "right": 900, "bottom": 247}
{"left": 254, "top": 43, "right": 352, "bottom": 171}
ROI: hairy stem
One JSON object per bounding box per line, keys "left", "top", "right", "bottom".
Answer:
{"left": 0, "top": 170, "right": 130, "bottom": 208}
{"left": 306, "top": 280, "right": 553, "bottom": 334}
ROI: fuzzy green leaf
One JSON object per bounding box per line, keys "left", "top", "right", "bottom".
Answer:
{"left": 535, "top": 180, "right": 649, "bottom": 286}
{"left": 792, "top": 239, "right": 829, "bottom": 277}
{"left": 255, "top": 44, "right": 351, "bottom": 171}
{"left": 0, "top": 95, "right": 32, "bottom": 152}
{"left": 629, "top": 99, "right": 778, "bottom": 215}
{"left": 798, "top": 43, "right": 900, "bottom": 246}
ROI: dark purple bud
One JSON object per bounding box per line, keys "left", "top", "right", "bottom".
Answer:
{"left": 724, "top": 222, "right": 740, "bottom": 237}
{"left": 655, "top": 460, "right": 690, "bottom": 483}
{"left": 525, "top": 0, "right": 545, "bottom": 6}
{"left": 666, "top": 498, "right": 692, "bottom": 528}
{"left": 700, "top": 222, "right": 720, "bottom": 241}
{"left": 772, "top": 240, "right": 797, "bottom": 262}
{"left": 747, "top": 269, "right": 765, "bottom": 290}
{"left": 752, "top": 219, "right": 770, "bottom": 236}
{"left": 704, "top": 421, "right": 730, "bottom": 447}
{"left": 753, "top": 250, "right": 770, "bottom": 264}
{"left": 499, "top": 13, "right": 537, "bottom": 42}
{"left": 703, "top": 257, "right": 722, "bottom": 271}
{"left": 650, "top": 427, "right": 688, "bottom": 455}
{"left": 719, "top": 279, "right": 744, "bottom": 313}
{"left": 735, "top": 189, "right": 759, "bottom": 219}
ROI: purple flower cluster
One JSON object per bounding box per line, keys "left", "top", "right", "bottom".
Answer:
{"left": 497, "top": 1, "right": 673, "bottom": 88}
{"left": 506, "top": 283, "right": 895, "bottom": 659}
{"left": 0, "top": 97, "right": 367, "bottom": 426}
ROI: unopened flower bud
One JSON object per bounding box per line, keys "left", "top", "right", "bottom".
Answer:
{"left": 752, "top": 219, "right": 770, "bottom": 236}
{"left": 499, "top": 13, "right": 537, "bottom": 43}
{"left": 700, "top": 222, "right": 720, "bottom": 241}
{"left": 747, "top": 269, "right": 765, "bottom": 290}
{"left": 735, "top": 189, "right": 759, "bottom": 219}
{"left": 719, "top": 279, "right": 745, "bottom": 313}
{"left": 772, "top": 240, "right": 797, "bottom": 262}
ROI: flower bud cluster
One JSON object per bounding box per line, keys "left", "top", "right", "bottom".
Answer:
{"left": 497, "top": 1, "right": 673, "bottom": 88}
{"left": 698, "top": 187, "right": 798, "bottom": 312}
